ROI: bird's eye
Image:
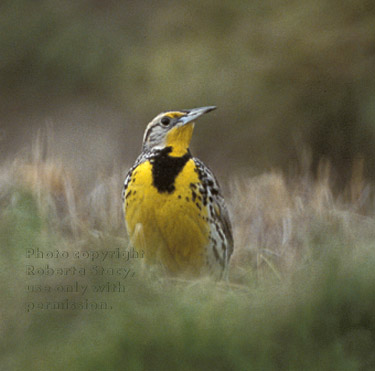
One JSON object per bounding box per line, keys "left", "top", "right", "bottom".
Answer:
{"left": 161, "top": 117, "right": 170, "bottom": 126}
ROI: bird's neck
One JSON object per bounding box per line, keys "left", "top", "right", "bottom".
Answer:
{"left": 165, "top": 123, "right": 194, "bottom": 157}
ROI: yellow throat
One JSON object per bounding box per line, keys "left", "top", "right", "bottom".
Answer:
{"left": 165, "top": 122, "right": 194, "bottom": 157}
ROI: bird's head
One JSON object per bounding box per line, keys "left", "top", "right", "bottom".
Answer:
{"left": 142, "top": 106, "right": 216, "bottom": 157}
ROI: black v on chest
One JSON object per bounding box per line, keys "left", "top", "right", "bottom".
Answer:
{"left": 150, "top": 146, "right": 191, "bottom": 194}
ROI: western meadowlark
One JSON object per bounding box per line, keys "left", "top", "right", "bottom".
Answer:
{"left": 122, "top": 106, "right": 233, "bottom": 278}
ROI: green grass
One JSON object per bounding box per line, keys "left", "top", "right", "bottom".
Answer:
{"left": 1, "top": 156, "right": 375, "bottom": 370}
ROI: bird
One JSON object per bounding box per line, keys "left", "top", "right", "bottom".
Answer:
{"left": 122, "top": 106, "right": 233, "bottom": 278}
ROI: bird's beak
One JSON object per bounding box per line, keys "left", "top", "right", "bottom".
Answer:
{"left": 177, "top": 106, "right": 216, "bottom": 125}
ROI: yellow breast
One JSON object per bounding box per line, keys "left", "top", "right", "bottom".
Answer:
{"left": 124, "top": 159, "right": 210, "bottom": 274}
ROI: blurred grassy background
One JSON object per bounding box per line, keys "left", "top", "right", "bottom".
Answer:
{"left": 1, "top": 0, "right": 375, "bottom": 183}
{"left": 1, "top": 0, "right": 375, "bottom": 370}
